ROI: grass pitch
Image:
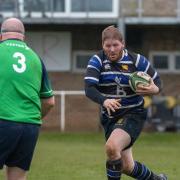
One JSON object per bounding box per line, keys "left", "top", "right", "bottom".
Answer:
{"left": 0, "top": 132, "right": 180, "bottom": 179}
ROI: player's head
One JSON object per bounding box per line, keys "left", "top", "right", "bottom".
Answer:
{"left": 0, "top": 17, "right": 25, "bottom": 41}
{"left": 102, "top": 25, "right": 125, "bottom": 62}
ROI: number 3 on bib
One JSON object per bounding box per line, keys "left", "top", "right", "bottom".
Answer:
{"left": 13, "top": 52, "right": 26, "bottom": 73}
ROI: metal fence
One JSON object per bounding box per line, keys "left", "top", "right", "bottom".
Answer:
{"left": 45, "top": 91, "right": 180, "bottom": 132}
{"left": 1, "top": 0, "right": 180, "bottom": 20}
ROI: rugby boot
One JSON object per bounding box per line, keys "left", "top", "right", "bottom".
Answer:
{"left": 151, "top": 173, "right": 168, "bottom": 180}
{"left": 157, "top": 174, "right": 168, "bottom": 180}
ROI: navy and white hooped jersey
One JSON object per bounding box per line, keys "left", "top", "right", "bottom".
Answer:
{"left": 84, "top": 49, "right": 161, "bottom": 118}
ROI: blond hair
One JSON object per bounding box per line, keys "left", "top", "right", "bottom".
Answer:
{"left": 102, "top": 25, "right": 123, "bottom": 43}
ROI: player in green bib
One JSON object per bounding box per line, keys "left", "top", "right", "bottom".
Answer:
{"left": 0, "top": 18, "right": 55, "bottom": 180}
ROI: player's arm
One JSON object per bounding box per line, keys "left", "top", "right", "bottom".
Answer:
{"left": 40, "top": 60, "right": 55, "bottom": 118}
{"left": 85, "top": 82, "right": 106, "bottom": 105}
{"left": 41, "top": 96, "right": 55, "bottom": 118}
{"left": 85, "top": 82, "right": 120, "bottom": 115}
{"left": 136, "top": 55, "right": 162, "bottom": 95}
{"left": 136, "top": 78, "right": 159, "bottom": 95}
{"left": 84, "top": 54, "right": 107, "bottom": 105}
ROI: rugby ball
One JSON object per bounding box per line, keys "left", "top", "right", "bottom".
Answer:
{"left": 129, "top": 71, "right": 151, "bottom": 92}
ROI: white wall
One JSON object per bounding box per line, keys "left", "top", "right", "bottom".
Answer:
{"left": 26, "top": 32, "right": 71, "bottom": 71}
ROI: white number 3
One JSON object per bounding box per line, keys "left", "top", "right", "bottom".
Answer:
{"left": 13, "top": 52, "right": 26, "bottom": 73}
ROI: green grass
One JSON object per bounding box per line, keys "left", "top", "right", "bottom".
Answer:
{"left": 0, "top": 132, "right": 180, "bottom": 179}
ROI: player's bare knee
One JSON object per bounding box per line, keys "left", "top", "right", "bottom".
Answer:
{"left": 105, "top": 141, "right": 120, "bottom": 159}
{"left": 105, "top": 142, "right": 116, "bottom": 158}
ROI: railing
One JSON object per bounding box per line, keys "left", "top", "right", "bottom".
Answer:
{"left": 0, "top": 0, "right": 118, "bottom": 19}
{"left": 54, "top": 90, "right": 85, "bottom": 132}
{"left": 1, "top": 0, "right": 180, "bottom": 20}
{"left": 50, "top": 91, "right": 180, "bottom": 132}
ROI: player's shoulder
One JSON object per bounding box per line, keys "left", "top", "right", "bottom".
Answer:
{"left": 88, "top": 50, "right": 104, "bottom": 67}
{"left": 124, "top": 49, "right": 138, "bottom": 65}
{"left": 96, "top": 50, "right": 104, "bottom": 58}
{"left": 126, "top": 49, "right": 146, "bottom": 59}
{"left": 127, "top": 49, "right": 137, "bottom": 58}
{"left": 127, "top": 49, "right": 149, "bottom": 66}
{"left": 0, "top": 40, "right": 6, "bottom": 48}
{"left": 23, "top": 43, "right": 41, "bottom": 59}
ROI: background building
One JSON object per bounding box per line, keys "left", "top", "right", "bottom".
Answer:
{"left": 1, "top": 0, "right": 180, "bottom": 131}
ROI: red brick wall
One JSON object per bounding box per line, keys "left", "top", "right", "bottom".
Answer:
{"left": 42, "top": 92, "right": 100, "bottom": 132}
{"left": 49, "top": 72, "right": 84, "bottom": 90}
{"left": 121, "top": 0, "right": 177, "bottom": 17}
{"left": 42, "top": 72, "right": 180, "bottom": 131}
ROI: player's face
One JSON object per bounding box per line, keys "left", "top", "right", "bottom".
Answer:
{"left": 103, "top": 39, "right": 125, "bottom": 62}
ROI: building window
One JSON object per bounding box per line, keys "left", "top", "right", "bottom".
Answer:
{"left": 53, "top": 0, "right": 65, "bottom": 12}
{"left": 0, "top": 0, "right": 118, "bottom": 18}
{"left": 0, "top": 0, "right": 16, "bottom": 17}
{"left": 70, "top": 0, "right": 117, "bottom": 18}
{"left": 23, "top": 0, "right": 65, "bottom": 12}
{"left": 71, "top": 0, "right": 112, "bottom": 12}
{"left": 0, "top": 1, "right": 15, "bottom": 11}
{"left": 175, "top": 55, "right": 180, "bottom": 70}
{"left": 22, "top": 0, "right": 65, "bottom": 17}
{"left": 153, "top": 55, "right": 168, "bottom": 69}
{"left": 23, "top": 0, "right": 49, "bottom": 17}
{"left": 150, "top": 51, "right": 180, "bottom": 73}
{"left": 89, "top": 0, "right": 112, "bottom": 12}
{"left": 73, "top": 51, "right": 95, "bottom": 73}
{"left": 71, "top": 0, "right": 86, "bottom": 12}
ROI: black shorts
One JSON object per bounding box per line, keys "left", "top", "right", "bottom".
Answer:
{"left": 0, "top": 120, "right": 40, "bottom": 171}
{"left": 100, "top": 106, "right": 147, "bottom": 149}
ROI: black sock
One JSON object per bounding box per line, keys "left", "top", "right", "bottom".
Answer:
{"left": 106, "top": 159, "right": 122, "bottom": 180}
{"left": 129, "top": 161, "right": 152, "bottom": 180}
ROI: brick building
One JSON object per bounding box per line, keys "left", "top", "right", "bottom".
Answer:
{"left": 0, "top": 0, "right": 180, "bottom": 131}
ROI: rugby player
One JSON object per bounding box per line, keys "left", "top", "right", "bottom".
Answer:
{"left": 84, "top": 25, "right": 167, "bottom": 180}
{"left": 0, "top": 17, "right": 54, "bottom": 180}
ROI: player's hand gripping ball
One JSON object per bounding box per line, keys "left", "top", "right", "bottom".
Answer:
{"left": 129, "top": 71, "right": 151, "bottom": 92}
